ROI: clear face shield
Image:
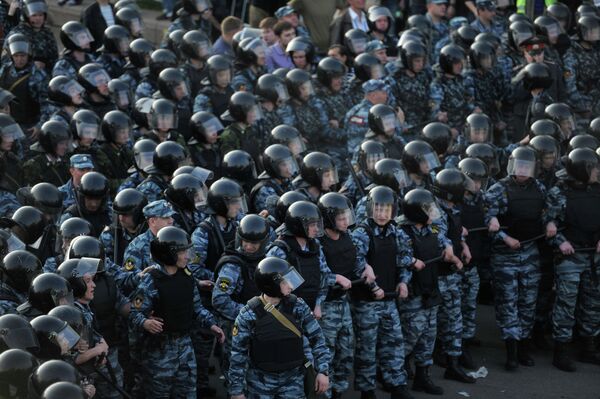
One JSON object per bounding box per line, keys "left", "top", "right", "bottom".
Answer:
{"left": 418, "top": 152, "right": 441, "bottom": 174}
{"left": 370, "top": 64, "right": 385, "bottom": 79}
{"left": 540, "top": 149, "right": 558, "bottom": 169}
{"left": 152, "top": 112, "right": 178, "bottom": 131}
{"left": 545, "top": 23, "right": 560, "bottom": 43}
{"left": 467, "top": 126, "right": 490, "bottom": 143}
{"left": 588, "top": 163, "right": 600, "bottom": 183}
{"left": 76, "top": 121, "right": 99, "bottom": 141}
{"left": 85, "top": 69, "right": 110, "bottom": 90}
{"left": 235, "top": 233, "right": 267, "bottom": 256}
{"left": 277, "top": 156, "right": 299, "bottom": 179}
{"left": 367, "top": 202, "right": 394, "bottom": 222}
{"left": 0, "top": 123, "right": 25, "bottom": 142}
{"left": 422, "top": 201, "right": 441, "bottom": 222}
{"left": 25, "top": 2, "right": 48, "bottom": 16}
{"left": 298, "top": 80, "right": 315, "bottom": 99}
{"left": 63, "top": 80, "right": 85, "bottom": 103}
{"left": 50, "top": 323, "right": 80, "bottom": 354}
{"left": 513, "top": 31, "right": 533, "bottom": 47}
{"left": 365, "top": 152, "right": 385, "bottom": 172}
{"left": 302, "top": 218, "right": 324, "bottom": 238}
{"left": 6, "top": 232, "right": 26, "bottom": 251}
{"left": 507, "top": 158, "right": 536, "bottom": 178}
{"left": 225, "top": 196, "right": 248, "bottom": 219}
{"left": 196, "top": 40, "right": 212, "bottom": 59}
{"left": 393, "top": 168, "right": 410, "bottom": 190}
{"left": 286, "top": 136, "right": 306, "bottom": 156}
{"left": 560, "top": 117, "right": 576, "bottom": 138}
{"left": 279, "top": 266, "right": 305, "bottom": 292}
{"left": 246, "top": 104, "right": 263, "bottom": 125}
{"left": 67, "top": 257, "right": 100, "bottom": 277}
{"left": 380, "top": 113, "right": 397, "bottom": 135}
{"left": 135, "top": 150, "right": 154, "bottom": 170}
{"left": 320, "top": 167, "right": 339, "bottom": 191}
{"left": 71, "top": 29, "right": 94, "bottom": 50}
{"left": 9, "top": 40, "right": 30, "bottom": 56}
{"left": 334, "top": 208, "right": 355, "bottom": 231}
{"left": 129, "top": 18, "right": 143, "bottom": 36}
{"left": 201, "top": 116, "right": 224, "bottom": 139}
{"left": 213, "top": 69, "right": 232, "bottom": 87}
{"left": 348, "top": 37, "right": 367, "bottom": 54}
{"left": 274, "top": 83, "right": 290, "bottom": 103}
{"left": 584, "top": 26, "right": 600, "bottom": 42}
{"left": 194, "top": 185, "right": 208, "bottom": 209}
{"left": 112, "top": 88, "right": 132, "bottom": 109}
{"left": 478, "top": 53, "right": 494, "bottom": 70}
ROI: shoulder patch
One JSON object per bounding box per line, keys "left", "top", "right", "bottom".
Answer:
{"left": 350, "top": 116, "right": 365, "bottom": 125}
{"left": 133, "top": 295, "right": 143, "bottom": 309}
{"left": 431, "top": 225, "right": 439, "bottom": 234}
{"left": 238, "top": 84, "right": 246, "bottom": 92}
{"left": 124, "top": 258, "right": 135, "bottom": 271}
{"left": 218, "top": 278, "right": 231, "bottom": 292}
{"left": 232, "top": 323, "right": 239, "bottom": 336}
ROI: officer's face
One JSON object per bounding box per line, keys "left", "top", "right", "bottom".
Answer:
{"left": 327, "top": 47, "right": 347, "bottom": 64}
{"left": 320, "top": 170, "right": 337, "bottom": 191}
{"left": 292, "top": 51, "right": 307, "bottom": 69}
{"left": 84, "top": 197, "right": 102, "bottom": 212}
{"left": 173, "top": 83, "right": 188, "bottom": 101}
{"left": 0, "top": 135, "right": 14, "bottom": 152}
{"left": 373, "top": 203, "right": 392, "bottom": 226}
{"left": 118, "top": 214, "right": 136, "bottom": 229}
{"left": 335, "top": 213, "right": 351, "bottom": 232}
{"left": 524, "top": 49, "right": 544, "bottom": 63}
{"left": 282, "top": 13, "right": 299, "bottom": 27}
{"left": 280, "top": 280, "right": 292, "bottom": 296}
{"left": 55, "top": 140, "right": 69, "bottom": 157}
{"left": 279, "top": 29, "right": 296, "bottom": 47}
{"left": 153, "top": 216, "right": 174, "bottom": 231}
{"left": 469, "top": 128, "right": 489, "bottom": 143}
{"left": 12, "top": 53, "right": 28, "bottom": 69}
{"left": 410, "top": 57, "right": 425, "bottom": 73}
{"left": 452, "top": 61, "right": 463, "bottom": 75}
{"left": 215, "top": 70, "right": 231, "bottom": 88}
{"left": 82, "top": 274, "right": 96, "bottom": 301}
{"left": 375, "top": 17, "right": 389, "bottom": 32}
{"left": 306, "top": 221, "right": 320, "bottom": 238}
{"left": 28, "top": 13, "right": 45, "bottom": 29}
{"left": 368, "top": 89, "right": 388, "bottom": 105}
{"left": 114, "top": 129, "right": 130, "bottom": 145}
{"left": 589, "top": 167, "right": 599, "bottom": 183}
{"left": 176, "top": 250, "right": 190, "bottom": 268}
{"left": 330, "top": 76, "right": 343, "bottom": 92}
{"left": 241, "top": 240, "right": 261, "bottom": 254}
{"left": 373, "top": 49, "right": 388, "bottom": 64}
{"left": 70, "top": 167, "right": 92, "bottom": 185}
{"left": 541, "top": 153, "right": 556, "bottom": 169}
{"left": 0, "top": 104, "right": 9, "bottom": 114}
{"left": 428, "top": 3, "right": 447, "bottom": 18}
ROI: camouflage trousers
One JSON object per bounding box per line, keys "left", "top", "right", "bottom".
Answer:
{"left": 437, "top": 273, "right": 463, "bottom": 357}
{"left": 461, "top": 266, "right": 480, "bottom": 340}
{"left": 552, "top": 252, "right": 600, "bottom": 342}
{"left": 319, "top": 298, "right": 354, "bottom": 397}
{"left": 350, "top": 299, "right": 407, "bottom": 391}
{"left": 398, "top": 297, "right": 438, "bottom": 367}
{"left": 245, "top": 365, "right": 305, "bottom": 398}
{"left": 142, "top": 334, "right": 197, "bottom": 398}
{"left": 492, "top": 243, "right": 541, "bottom": 340}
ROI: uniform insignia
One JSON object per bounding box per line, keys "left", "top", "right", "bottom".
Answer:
{"left": 192, "top": 254, "right": 200, "bottom": 264}
{"left": 134, "top": 295, "right": 143, "bottom": 309}
{"left": 564, "top": 71, "right": 572, "bottom": 78}
{"left": 350, "top": 116, "right": 365, "bottom": 125}
{"left": 431, "top": 226, "right": 439, "bottom": 234}
{"left": 218, "top": 278, "right": 230, "bottom": 292}
{"left": 124, "top": 258, "right": 135, "bottom": 271}
{"left": 239, "top": 84, "right": 246, "bottom": 91}
{"left": 232, "top": 324, "right": 238, "bottom": 336}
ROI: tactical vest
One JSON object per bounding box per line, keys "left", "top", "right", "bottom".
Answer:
{"left": 498, "top": 177, "right": 544, "bottom": 241}
{"left": 214, "top": 249, "right": 260, "bottom": 306}
{"left": 90, "top": 273, "right": 119, "bottom": 345}
{"left": 176, "top": 103, "right": 192, "bottom": 141}
{"left": 401, "top": 225, "right": 441, "bottom": 308}
{"left": 65, "top": 203, "right": 111, "bottom": 238}
{"left": 272, "top": 236, "right": 321, "bottom": 310}
{"left": 200, "top": 218, "right": 236, "bottom": 271}
{"left": 352, "top": 220, "right": 398, "bottom": 301}
{"left": 248, "top": 295, "right": 304, "bottom": 372}
{"left": 249, "top": 177, "right": 285, "bottom": 213}
{"left": 189, "top": 145, "right": 221, "bottom": 179}
{"left": 320, "top": 232, "right": 356, "bottom": 301}
{"left": 460, "top": 195, "right": 489, "bottom": 265}
{"left": 0, "top": 67, "right": 38, "bottom": 125}
{"left": 564, "top": 183, "right": 600, "bottom": 247}
{"left": 204, "top": 85, "right": 234, "bottom": 120}
{"left": 440, "top": 206, "right": 463, "bottom": 275}
{"left": 99, "top": 143, "right": 133, "bottom": 180}
{"left": 140, "top": 174, "right": 169, "bottom": 197}
{"left": 149, "top": 268, "right": 194, "bottom": 334}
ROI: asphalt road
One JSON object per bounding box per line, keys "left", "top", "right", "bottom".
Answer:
{"left": 208, "top": 303, "right": 600, "bottom": 399}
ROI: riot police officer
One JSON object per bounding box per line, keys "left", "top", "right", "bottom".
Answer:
{"left": 187, "top": 111, "right": 224, "bottom": 177}
{"left": 0, "top": 250, "right": 41, "bottom": 315}
{"left": 137, "top": 140, "right": 187, "bottom": 202}
{"left": 43, "top": 217, "right": 92, "bottom": 273}
{"left": 293, "top": 152, "right": 340, "bottom": 203}
{"left": 164, "top": 172, "right": 207, "bottom": 234}
{"left": 97, "top": 110, "right": 135, "bottom": 194}
{"left": 23, "top": 120, "right": 70, "bottom": 187}
{"left": 17, "top": 272, "right": 74, "bottom": 320}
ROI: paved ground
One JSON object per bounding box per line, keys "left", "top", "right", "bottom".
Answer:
{"left": 207, "top": 304, "right": 600, "bottom": 399}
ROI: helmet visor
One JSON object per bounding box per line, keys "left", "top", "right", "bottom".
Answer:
{"left": 188, "top": 166, "right": 214, "bottom": 184}
{"left": 195, "top": 40, "right": 212, "bottom": 58}
{"left": 152, "top": 112, "right": 178, "bottom": 131}
{"left": 201, "top": 116, "right": 224, "bottom": 137}
{"left": 7, "top": 232, "right": 26, "bottom": 251}
{"left": 418, "top": 152, "right": 441, "bottom": 173}
{"left": 194, "top": 185, "right": 208, "bottom": 208}
{"left": 246, "top": 104, "right": 263, "bottom": 124}
{"left": 466, "top": 125, "right": 490, "bottom": 143}
{"left": 422, "top": 201, "right": 441, "bottom": 221}
{"left": 52, "top": 324, "right": 80, "bottom": 354}
{"left": 130, "top": 18, "right": 143, "bottom": 36}
{"left": 478, "top": 54, "right": 494, "bottom": 69}
{"left": 320, "top": 167, "right": 339, "bottom": 190}
{"left": 25, "top": 1, "right": 48, "bottom": 15}
{"left": 84, "top": 69, "right": 110, "bottom": 88}
{"left": 393, "top": 168, "right": 410, "bottom": 189}
{"left": 381, "top": 114, "right": 397, "bottom": 133}
{"left": 52, "top": 290, "right": 74, "bottom": 307}
{"left": 63, "top": 80, "right": 85, "bottom": 98}
{"left": 463, "top": 174, "right": 478, "bottom": 194}
{"left": 513, "top": 30, "right": 533, "bottom": 46}
{"left": 76, "top": 122, "right": 99, "bottom": 140}
{"left": 275, "top": 83, "right": 290, "bottom": 102}
{"left": 9, "top": 40, "right": 30, "bottom": 55}
{"left": 348, "top": 37, "right": 367, "bottom": 54}
{"left": 365, "top": 152, "right": 385, "bottom": 171}
{"left": 298, "top": 80, "right": 315, "bottom": 97}
{"left": 69, "top": 29, "right": 94, "bottom": 49}
{"left": 335, "top": 208, "right": 356, "bottom": 229}
{"left": 0, "top": 325, "right": 39, "bottom": 351}
{"left": 507, "top": 158, "right": 536, "bottom": 177}
{"left": 0, "top": 122, "right": 25, "bottom": 140}
{"left": 301, "top": 217, "right": 324, "bottom": 238}
{"left": 281, "top": 266, "right": 305, "bottom": 291}
{"left": 560, "top": 117, "right": 576, "bottom": 137}
{"left": 112, "top": 89, "right": 132, "bottom": 109}
{"left": 225, "top": 196, "right": 248, "bottom": 218}
{"left": 584, "top": 26, "right": 600, "bottom": 41}
{"left": 545, "top": 23, "right": 560, "bottom": 42}
{"left": 213, "top": 69, "right": 232, "bottom": 87}
{"left": 287, "top": 136, "right": 306, "bottom": 156}
{"left": 277, "top": 156, "right": 299, "bottom": 179}
{"left": 370, "top": 64, "right": 385, "bottom": 79}
{"left": 71, "top": 257, "right": 100, "bottom": 277}
{"left": 367, "top": 202, "right": 395, "bottom": 221}
{"left": 135, "top": 150, "right": 154, "bottom": 170}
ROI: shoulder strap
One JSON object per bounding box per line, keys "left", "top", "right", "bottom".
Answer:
{"left": 258, "top": 296, "right": 302, "bottom": 338}
{"left": 8, "top": 73, "right": 31, "bottom": 92}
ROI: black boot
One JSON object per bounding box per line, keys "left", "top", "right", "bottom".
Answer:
{"left": 553, "top": 341, "right": 576, "bottom": 372}
{"left": 433, "top": 342, "right": 447, "bottom": 368}
{"left": 517, "top": 339, "right": 535, "bottom": 366}
{"left": 361, "top": 391, "right": 377, "bottom": 399}
{"left": 504, "top": 339, "right": 518, "bottom": 371}
{"left": 579, "top": 336, "right": 600, "bottom": 365}
{"left": 443, "top": 356, "right": 476, "bottom": 383}
{"left": 412, "top": 366, "right": 444, "bottom": 395}
{"left": 404, "top": 353, "right": 414, "bottom": 380}
{"left": 459, "top": 340, "right": 476, "bottom": 370}
{"left": 390, "top": 385, "right": 415, "bottom": 399}
{"left": 532, "top": 322, "right": 551, "bottom": 350}
{"left": 465, "top": 337, "right": 482, "bottom": 347}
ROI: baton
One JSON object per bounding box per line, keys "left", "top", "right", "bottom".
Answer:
{"left": 331, "top": 278, "right": 366, "bottom": 293}
{"left": 467, "top": 226, "right": 508, "bottom": 233}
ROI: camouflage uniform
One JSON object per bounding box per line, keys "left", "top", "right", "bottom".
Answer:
{"left": 470, "top": 18, "right": 505, "bottom": 37}
{"left": 250, "top": 177, "right": 292, "bottom": 215}
{"left": 562, "top": 41, "right": 600, "bottom": 118}
{"left": 5, "top": 23, "right": 59, "bottom": 71}
{"left": 387, "top": 68, "right": 433, "bottom": 136}
{"left": 134, "top": 77, "right": 158, "bottom": 101}
{"left": 58, "top": 179, "right": 78, "bottom": 209}
{"left": 42, "top": 254, "right": 63, "bottom": 274}
{"left": 97, "top": 53, "right": 127, "bottom": 79}
{"left": 339, "top": 170, "right": 371, "bottom": 206}
{"left": 316, "top": 85, "right": 353, "bottom": 129}
{"left": 0, "top": 190, "right": 20, "bottom": 218}
{"left": 23, "top": 154, "right": 70, "bottom": 187}
{"left": 137, "top": 173, "right": 170, "bottom": 203}
{"left": 100, "top": 225, "right": 137, "bottom": 266}
{"left": 52, "top": 51, "right": 96, "bottom": 79}
{"left": 463, "top": 67, "right": 511, "bottom": 125}
{"left": 118, "top": 171, "right": 144, "bottom": 193}
{"left": 0, "top": 281, "right": 26, "bottom": 316}
{"left": 232, "top": 66, "right": 264, "bottom": 93}
{"left": 427, "top": 14, "right": 449, "bottom": 57}
{"left": 430, "top": 69, "right": 477, "bottom": 131}
{"left": 192, "top": 84, "right": 235, "bottom": 116}
{"left": 343, "top": 99, "right": 373, "bottom": 156}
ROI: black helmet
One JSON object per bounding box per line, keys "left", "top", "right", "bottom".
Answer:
{"left": 31, "top": 360, "right": 80, "bottom": 397}
{"left": 22, "top": 0, "right": 47, "bottom": 18}
{"left": 402, "top": 188, "right": 440, "bottom": 224}
{"left": 358, "top": 140, "right": 386, "bottom": 176}
{"left": 422, "top": 122, "right": 452, "bottom": 156}
{"left": 149, "top": 49, "right": 178, "bottom": 78}
{"left": 566, "top": 147, "right": 600, "bottom": 183}
{"left": 158, "top": 68, "right": 189, "bottom": 101}
{"left": 317, "top": 192, "right": 355, "bottom": 231}
{"left": 275, "top": 191, "right": 308, "bottom": 224}
{"left": 546, "top": 2, "right": 571, "bottom": 30}
{"left": 101, "top": 110, "right": 131, "bottom": 143}
{"left": 27, "top": 273, "right": 73, "bottom": 314}
{"left": 57, "top": 217, "right": 92, "bottom": 255}
{"left": 238, "top": 37, "right": 268, "bottom": 66}
{"left": 285, "top": 201, "right": 323, "bottom": 238}
{"left": 78, "top": 171, "right": 109, "bottom": 199}
{"left": 235, "top": 214, "right": 269, "bottom": 255}
{"left": 439, "top": 44, "right": 465, "bottom": 75}
{"left": 285, "top": 37, "right": 315, "bottom": 66}
{"left": 113, "top": 188, "right": 147, "bottom": 225}
{"left": 0, "top": 114, "right": 23, "bottom": 150}
{"left": 397, "top": 28, "right": 427, "bottom": 49}
{"left": 400, "top": 40, "right": 427, "bottom": 73}
{"left": 48, "top": 76, "right": 85, "bottom": 107}
{"left": 10, "top": 206, "right": 46, "bottom": 245}
{"left": 578, "top": 15, "right": 600, "bottom": 42}
{"left": 181, "top": 30, "right": 211, "bottom": 61}
{"left": 0, "top": 349, "right": 39, "bottom": 398}
{"left": 316, "top": 57, "right": 347, "bottom": 89}
{"left": 255, "top": 257, "right": 302, "bottom": 298}
{"left": 30, "top": 182, "right": 63, "bottom": 216}
{"left": 469, "top": 40, "right": 496, "bottom": 70}
{"left": 77, "top": 63, "right": 110, "bottom": 95}
{"left": 165, "top": 173, "right": 207, "bottom": 211}
{"left": 207, "top": 55, "right": 233, "bottom": 86}
{"left": 367, "top": 5, "right": 393, "bottom": 33}
{"left": 458, "top": 157, "right": 489, "bottom": 190}
{"left": 165, "top": 30, "right": 184, "bottom": 57}
{"left": 530, "top": 134, "right": 559, "bottom": 164}
{"left": 452, "top": 25, "right": 478, "bottom": 50}
{"left": 402, "top": 140, "right": 441, "bottom": 175}
{"left": 132, "top": 96, "right": 151, "bottom": 129}
{"left": 568, "top": 134, "right": 599, "bottom": 152}
{"left": 285, "top": 68, "right": 313, "bottom": 100}
{"left": 1, "top": 250, "right": 41, "bottom": 292}
{"left": 545, "top": 102, "right": 576, "bottom": 138}
{"left": 372, "top": 158, "right": 409, "bottom": 192}
{"left": 57, "top": 257, "right": 100, "bottom": 298}
{"left": 70, "top": 109, "right": 100, "bottom": 142}
{"left": 432, "top": 168, "right": 473, "bottom": 203}
{"left": 100, "top": 24, "right": 130, "bottom": 55}
{"left": 534, "top": 15, "right": 561, "bottom": 43}
{"left": 189, "top": 111, "right": 224, "bottom": 143}
{"left": 207, "top": 178, "right": 246, "bottom": 218}
{"left": 270, "top": 125, "right": 306, "bottom": 156}
{"left": 366, "top": 185, "right": 397, "bottom": 222}
{"left": 6, "top": 33, "right": 30, "bottom": 57}
{"left": 407, "top": 13, "right": 432, "bottom": 34}
{"left": 344, "top": 29, "right": 369, "bottom": 55}
{"left": 255, "top": 73, "right": 290, "bottom": 104}
{"left": 514, "top": 62, "right": 553, "bottom": 91}
{"left": 128, "top": 38, "right": 155, "bottom": 68}
{"left": 149, "top": 98, "right": 178, "bottom": 131}
{"left": 464, "top": 142, "right": 500, "bottom": 177}
{"left": 507, "top": 146, "right": 538, "bottom": 177}
{"left": 42, "top": 382, "right": 85, "bottom": 399}
{"left": 115, "top": 6, "right": 143, "bottom": 37}
{"left": 474, "top": 32, "right": 501, "bottom": 49}
{"left": 300, "top": 152, "right": 339, "bottom": 190}
{"left": 589, "top": 117, "right": 600, "bottom": 140}
{"left": 222, "top": 150, "right": 257, "bottom": 183}
{"left": 368, "top": 104, "right": 397, "bottom": 136}
{"left": 272, "top": 67, "right": 290, "bottom": 81}
{"left": 464, "top": 113, "right": 492, "bottom": 143}
{"left": 147, "top": 141, "right": 187, "bottom": 176}
{"left": 228, "top": 91, "right": 259, "bottom": 123}
{"left": 183, "top": 0, "right": 212, "bottom": 14}
{"left": 0, "top": 314, "right": 38, "bottom": 353}
{"left": 353, "top": 53, "right": 384, "bottom": 82}
{"left": 262, "top": 144, "right": 298, "bottom": 180}
{"left": 132, "top": 138, "right": 157, "bottom": 172}
{"left": 37, "top": 121, "right": 70, "bottom": 155}
{"left": 67, "top": 235, "right": 105, "bottom": 262}
{"left": 47, "top": 306, "right": 85, "bottom": 337}
{"left": 577, "top": 4, "right": 599, "bottom": 19}
{"left": 60, "top": 21, "right": 93, "bottom": 51}
{"left": 108, "top": 79, "right": 133, "bottom": 111}
{"left": 509, "top": 20, "right": 536, "bottom": 49}
{"left": 529, "top": 118, "right": 564, "bottom": 142}
{"left": 150, "top": 226, "right": 192, "bottom": 266}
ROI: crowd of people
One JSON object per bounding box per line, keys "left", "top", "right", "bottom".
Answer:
{"left": 0, "top": 0, "right": 599, "bottom": 398}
